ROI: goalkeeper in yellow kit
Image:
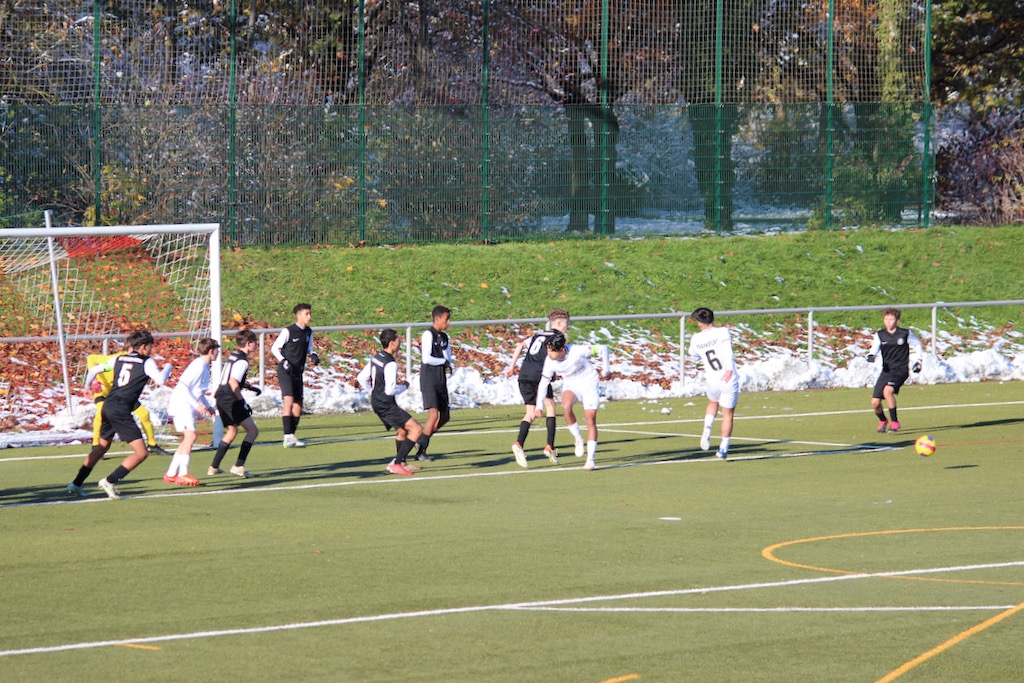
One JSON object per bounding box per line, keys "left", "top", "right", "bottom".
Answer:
{"left": 85, "top": 351, "right": 172, "bottom": 455}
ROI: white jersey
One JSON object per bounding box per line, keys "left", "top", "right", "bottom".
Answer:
{"left": 688, "top": 325, "right": 737, "bottom": 384}
{"left": 167, "top": 356, "right": 213, "bottom": 419}
{"left": 535, "top": 343, "right": 608, "bottom": 411}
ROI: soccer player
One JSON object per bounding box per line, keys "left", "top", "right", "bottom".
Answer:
{"left": 357, "top": 328, "right": 423, "bottom": 476}
{"left": 867, "top": 307, "right": 922, "bottom": 433}
{"left": 66, "top": 329, "right": 173, "bottom": 499}
{"left": 688, "top": 307, "right": 740, "bottom": 459}
{"left": 209, "top": 329, "right": 260, "bottom": 478}
{"left": 85, "top": 350, "right": 170, "bottom": 456}
{"left": 416, "top": 305, "right": 453, "bottom": 461}
{"left": 501, "top": 308, "right": 570, "bottom": 467}
{"left": 271, "top": 303, "right": 319, "bottom": 448}
{"left": 533, "top": 331, "right": 609, "bottom": 471}
{"left": 163, "top": 337, "right": 221, "bottom": 486}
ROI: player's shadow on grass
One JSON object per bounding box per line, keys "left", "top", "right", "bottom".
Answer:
{"left": 0, "top": 484, "right": 84, "bottom": 506}
{"left": 925, "top": 417, "right": 1024, "bottom": 432}
{"left": 247, "top": 456, "right": 418, "bottom": 484}
{"left": 242, "top": 446, "right": 487, "bottom": 485}
{"left": 872, "top": 438, "right": 915, "bottom": 449}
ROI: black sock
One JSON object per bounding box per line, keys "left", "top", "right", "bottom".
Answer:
{"left": 211, "top": 441, "right": 231, "bottom": 469}
{"left": 282, "top": 415, "right": 294, "bottom": 436}
{"left": 875, "top": 411, "right": 887, "bottom": 422}
{"left": 889, "top": 408, "right": 898, "bottom": 422}
{"left": 415, "top": 433, "right": 430, "bottom": 455}
{"left": 235, "top": 440, "right": 254, "bottom": 467}
{"left": 516, "top": 420, "right": 531, "bottom": 446}
{"left": 106, "top": 465, "right": 130, "bottom": 485}
{"left": 294, "top": 414, "right": 301, "bottom": 432}
{"left": 396, "top": 438, "right": 416, "bottom": 464}
{"left": 73, "top": 465, "right": 93, "bottom": 487}
{"left": 546, "top": 416, "right": 557, "bottom": 447}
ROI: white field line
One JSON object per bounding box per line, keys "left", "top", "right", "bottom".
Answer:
{"left": 2, "top": 560, "right": 1021, "bottom": 659}
{"left": 518, "top": 606, "right": 1017, "bottom": 613}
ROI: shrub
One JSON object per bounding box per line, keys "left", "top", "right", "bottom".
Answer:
{"left": 937, "top": 109, "right": 1024, "bottom": 225}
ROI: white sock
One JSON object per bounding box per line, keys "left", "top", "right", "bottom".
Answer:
{"left": 166, "top": 453, "right": 183, "bottom": 478}
{"left": 178, "top": 453, "right": 190, "bottom": 476}
{"left": 587, "top": 440, "right": 597, "bottom": 458}
{"left": 567, "top": 423, "right": 582, "bottom": 439}
{"left": 703, "top": 414, "right": 715, "bottom": 432}
{"left": 720, "top": 437, "right": 731, "bottom": 452}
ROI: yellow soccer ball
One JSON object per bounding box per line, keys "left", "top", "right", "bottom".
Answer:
{"left": 914, "top": 435, "right": 936, "bottom": 457}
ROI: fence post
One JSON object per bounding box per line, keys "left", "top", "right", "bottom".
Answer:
{"left": 259, "top": 331, "right": 266, "bottom": 391}
{"left": 931, "top": 304, "right": 940, "bottom": 359}
{"left": 679, "top": 316, "right": 686, "bottom": 385}
{"left": 91, "top": 0, "right": 102, "bottom": 225}
{"left": 921, "top": 0, "right": 934, "bottom": 228}
{"left": 807, "top": 310, "right": 814, "bottom": 364}
{"left": 406, "top": 326, "right": 414, "bottom": 379}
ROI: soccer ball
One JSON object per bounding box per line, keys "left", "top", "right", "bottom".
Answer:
{"left": 914, "top": 435, "right": 936, "bottom": 457}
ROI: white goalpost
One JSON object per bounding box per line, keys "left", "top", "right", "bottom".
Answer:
{"left": 0, "top": 213, "right": 221, "bottom": 418}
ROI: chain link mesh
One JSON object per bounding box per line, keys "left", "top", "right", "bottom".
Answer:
{"left": 1, "top": 0, "right": 931, "bottom": 239}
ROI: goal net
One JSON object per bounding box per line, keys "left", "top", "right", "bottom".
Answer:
{"left": 0, "top": 219, "right": 221, "bottom": 424}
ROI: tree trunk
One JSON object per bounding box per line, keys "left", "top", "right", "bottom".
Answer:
{"left": 688, "top": 102, "right": 739, "bottom": 232}
{"left": 566, "top": 104, "right": 591, "bottom": 232}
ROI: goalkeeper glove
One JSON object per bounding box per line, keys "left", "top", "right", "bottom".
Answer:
{"left": 280, "top": 359, "right": 291, "bottom": 372}
{"left": 912, "top": 361, "right": 922, "bottom": 373}
{"left": 866, "top": 354, "right": 875, "bottom": 363}
{"left": 310, "top": 352, "right": 320, "bottom": 366}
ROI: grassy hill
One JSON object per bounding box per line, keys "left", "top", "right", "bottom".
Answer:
{"left": 221, "top": 226, "right": 1024, "bottom": 334}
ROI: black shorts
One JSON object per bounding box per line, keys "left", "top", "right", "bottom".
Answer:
{"left": 374, "top": 403, "right": 413, "bottom": 432}
{"left": 420, "top": 371, "right": 449, "bottom": 411}
{"left": 94, "top": 396, "right": 143, "bottom": 411}
{"left": 873, "top": 370, "right": 909, "bottom": 399}
{"left": 518, "top": 378, "right": 553, "bottom": 406}
{"left": 277, "top": 367, "right": 304, "bottom": 403}
{"left": 99, "top": 398, "right": 143, "bottom": 444}
{"left": 216, "top": 392, "right": 253, "bottom": 427}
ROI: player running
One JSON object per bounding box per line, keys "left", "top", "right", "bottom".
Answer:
{"left": 67, "top": 329, "right": 173, "bottom": 499}
{"left": 84, "top": 350, "right": 170, "bottom": 456}
{"left": 357, "top": 328, "right": 423, "bottom": 476}
{"left": 501, "top": 308, "right": 570, "bottom": 467}
{"left": 209, "top": 330, "right": 261, "bottom": 478}
{"left": 163, "top": 337, "right": 221, "bottom": 486}
{"left": 867, "top": 307, "right": 922, "bottom": 433}
{"left": 533, "top": 332, "right": 609, "bottom": 471}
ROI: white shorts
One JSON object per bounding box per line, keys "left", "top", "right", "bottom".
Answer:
{"left": 171, "top": 411, "right": 198, "bottom": 433}
{"left": 707, "top": 377, "right": 739, "bottom": 410}
{"left": 562, "top": 379, "right": 601, "bottom": 411}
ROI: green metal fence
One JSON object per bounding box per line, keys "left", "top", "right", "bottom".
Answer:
{"left": 0, "top": 0, "right": 932, "bottom": 242}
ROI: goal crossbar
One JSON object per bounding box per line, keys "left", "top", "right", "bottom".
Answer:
{"left": 1, "top": 224, "right": 220, "bottom": 239}
{"left": 0, "top": 218, "right": 221, "bottom": 418}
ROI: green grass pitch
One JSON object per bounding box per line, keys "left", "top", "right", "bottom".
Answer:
{"left": 2, "top": 383, "right": 1024, "bottom": 682}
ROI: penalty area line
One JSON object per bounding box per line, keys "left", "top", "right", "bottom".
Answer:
{"left": 3, "top": 560, "right": 1022, "bottom": 659}
{"left": 514, "top": 605, "right": 1017, "bottom": 614}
